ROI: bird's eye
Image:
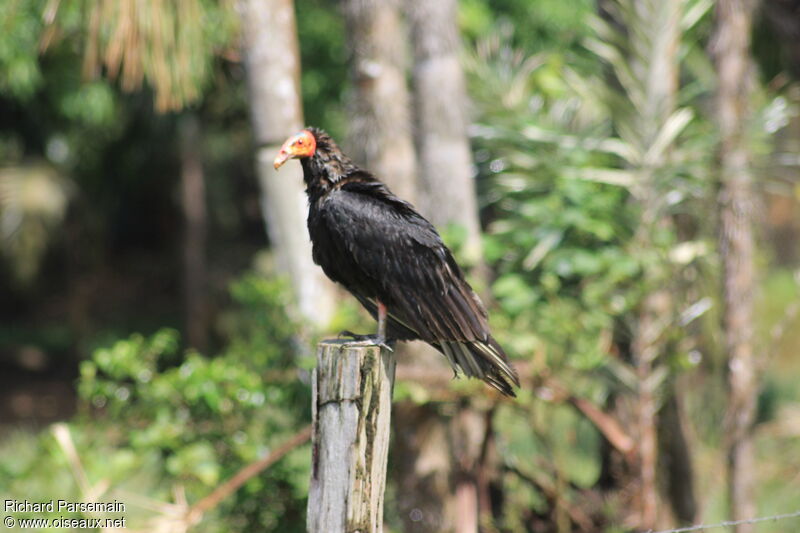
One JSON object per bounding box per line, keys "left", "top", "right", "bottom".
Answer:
{"left": 297, "top": 139, "right": 304, "bottom": 145}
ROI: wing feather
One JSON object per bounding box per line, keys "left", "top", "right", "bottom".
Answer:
{"left": 318, "top": 183, "right": 519, "bottom": 396}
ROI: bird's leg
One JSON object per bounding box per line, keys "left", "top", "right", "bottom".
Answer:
{"left": 338, "top": 300, "right": 394, "bottom": 352}
{"left": 376, "top": 300, "right": 387, "bottom": 341}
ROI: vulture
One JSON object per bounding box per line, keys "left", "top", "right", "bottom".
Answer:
{"left": 273, "top": 128, "right": 519, "bottom": 397}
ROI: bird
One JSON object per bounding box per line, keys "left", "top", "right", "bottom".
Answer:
{"left": 273, "top": 128, "right": 519, "bottom": 397}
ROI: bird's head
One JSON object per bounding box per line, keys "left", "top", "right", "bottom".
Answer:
{"left": 273, "top": 129, "right": 317, "bottom": 170}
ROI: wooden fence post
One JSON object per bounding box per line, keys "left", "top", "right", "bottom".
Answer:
{"left": 307, "top": 339, "right": 396, "bottom": 533}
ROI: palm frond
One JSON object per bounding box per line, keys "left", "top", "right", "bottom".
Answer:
{"left": 43, "top": 0, "right": 238, "bottom": 112}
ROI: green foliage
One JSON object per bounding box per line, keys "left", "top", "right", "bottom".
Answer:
{"left": 485, "top": 177, "right": 637, "bottom": 368}
{"left": 296, "top": 0, "right": 348, "bottom": 136}
{"left": 464, "top": 3, "right": 731, "bottom": 522}
{"left": 0, "top": 425, "right": 151, "bottom": 526}
{"left": 2, "top": 275, "right": 312, "bottom": 532}
{"left": 1, "top": 0, "right": 237, "bottom": 111}
{"left": 469, "top": 33, "right": 640, "bottom": 372}
{"left": 460, "top": 0, "right": 596, "bottom": 58}
{"left": 0, "top": 0, "right": 46, "bottom": 98}
{"left": 81, "top": 276, "right": 310, "bottom": 530}
{"left": 58, "top": 82, "right": 116, "bottom": 126}
{"left": 465, "top": 1, "right": 796, "bottom": 526}
{"left": 463, "top": 30, "right": 640, "bottom": 522}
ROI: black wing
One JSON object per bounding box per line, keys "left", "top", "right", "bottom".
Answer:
{"left": 314, "top": 180, "right": 519, "bottom": 395}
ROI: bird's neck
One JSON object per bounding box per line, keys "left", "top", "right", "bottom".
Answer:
{"left": 301, "top": 150, "right": 359, "bottom": 198}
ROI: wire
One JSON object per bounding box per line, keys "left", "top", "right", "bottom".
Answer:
{"left": 646, "top": 509, "right": 800, "bottom": 533}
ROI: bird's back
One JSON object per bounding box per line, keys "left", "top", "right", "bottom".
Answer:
{"left": 307, "top": 179, "right": 519, "bottom": 395}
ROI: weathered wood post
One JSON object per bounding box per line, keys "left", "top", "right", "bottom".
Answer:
{"left": 307, "top": 340, "right": 396, "bottom": 533}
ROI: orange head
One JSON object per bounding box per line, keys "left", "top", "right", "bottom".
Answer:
{"left": 273, "top": 130, "right": 317, "bottom": 169}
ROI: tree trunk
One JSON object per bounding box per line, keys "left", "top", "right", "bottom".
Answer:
{"left": 341, "top": 3, "right": 494, "bottom": 532}
{"left": 631, "top": 282, "right": 669, "bottom": 530}
{"left": 393, "top": 402, "right": 456, "bottom": 532}
{"left": 658, "top": 389, "right": 697, "bottom": 525}
{"left": 404, "top": 3, "right": 490, "bottom": 531}
{"left": 238, "top": 0, "right": 336, "bottom": 326}
{"left": 450, "top": 405, "right": 485, "bottom": 533}
{"left": 179, "top": 113, "right": 208, "bottom": 351}
{"left": 342, "top": 0, "right": 418, "bottom": 202}
{"left": 405, "top": 0, "right": 482, "bottom": 262}
{"left": 339, "top": 4, "right": 455, "bottom": 532}
{"left": 713, "top": 1, "right": 758, "bottom": 530}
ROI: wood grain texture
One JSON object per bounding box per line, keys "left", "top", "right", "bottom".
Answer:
{"left": 307, "top": 340, "right": 396, "bottom": 533}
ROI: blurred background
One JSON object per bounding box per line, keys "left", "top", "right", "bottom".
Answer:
{"left": 1, "top": 0, "right": 799, "bottom": 531}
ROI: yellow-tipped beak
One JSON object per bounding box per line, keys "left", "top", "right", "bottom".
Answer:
{"left": 273, "top": 149, "right": 290, "bottom": 170}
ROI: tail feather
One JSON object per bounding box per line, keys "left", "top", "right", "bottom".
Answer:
{"left": 439, "top": 337, "right": 519, "bottom": 397}
{"left": 359, "top": 295, "right": 520, "bottom": 396}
